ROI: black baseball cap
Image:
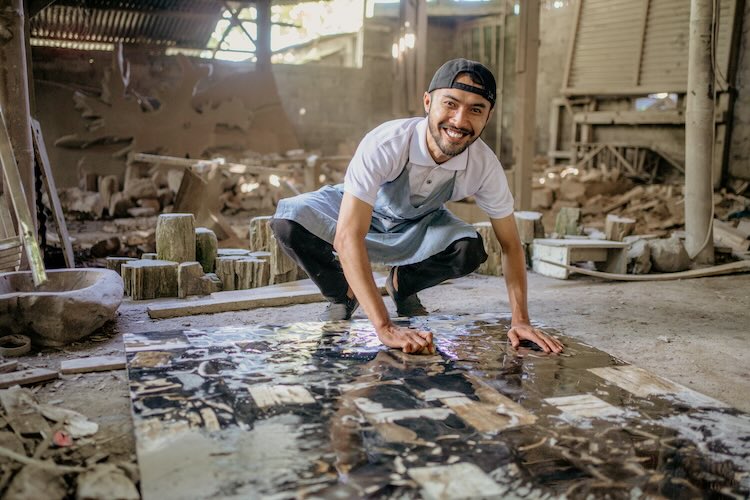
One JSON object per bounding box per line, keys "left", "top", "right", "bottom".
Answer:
{"left": 427, "top": 58, "right": 497, "bottom": 108}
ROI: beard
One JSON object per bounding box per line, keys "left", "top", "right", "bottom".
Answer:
{"left": 427, "top": 109, "right": 483, "bottom": 159}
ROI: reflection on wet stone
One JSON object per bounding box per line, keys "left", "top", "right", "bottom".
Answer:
{"left": 125, "top": 313, "right": 750, "bottom": 499}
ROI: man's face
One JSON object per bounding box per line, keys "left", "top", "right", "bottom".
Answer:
{"left": 424, "top": 74, "right": 493, "bottom": 163}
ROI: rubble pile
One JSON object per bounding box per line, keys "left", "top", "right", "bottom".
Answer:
{"left": 0, "top": 385, "right": 139, "bottom": 500}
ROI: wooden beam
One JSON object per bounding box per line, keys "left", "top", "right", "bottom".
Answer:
{"left": 131, "top": 152, "right": 292, "bottom": 177}
{"left": 573, "top": 110, "right": 685, "bottom": 125}
{"left": 31, "top": 119, "right": 74, "bottom": 268}
{"left": 0, "top": 109, "right": 46, "bottom": 286}
{"left": 0, "top": 0, "right": 36, "bottom": 228}
{"left": 512, "top": 0, "right": 540, "bottom": 210}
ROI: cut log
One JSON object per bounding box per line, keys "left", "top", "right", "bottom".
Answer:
{"left": 195, "top": 227, "right": 218, "bottom": 273}
{"left": 514, "top": 211, "right": 545, "bottom": 244}
{"left": 554, "top": 207, "right": 582, "bottom": 236}
{"left": 121, "top": 259, "right": 178, "bottom": 300}
{"left": 105, "top": 257, "right": 137, "bottom": 276}
{"left": 249, "top": 216, "right": 301, "bottom": 284}
{"left": 156, "top": 213, "right": 196, "bottom": 263}
{"left": 605, "top": 214, "right": 636, "bottom": 242}
{"left": 474, "top": 222, "right": 502, "bottom": 276}
{"left": 249, "top": 215, "right": 272, "bottom": 252}
{"left": 236, "top": 257, "right": 270, "bottom": 289}
{"left": 178, "top": 262, "right": 222, "bottom": 298}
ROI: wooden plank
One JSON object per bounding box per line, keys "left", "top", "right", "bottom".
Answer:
{"left": 532, "top": 238, "right": 628, "bottom": 249}
{"left": 60, "top": 355, "right": 126, "bottom": 374}
{"left": 148, "top": 275, "right": 388, "bottom": 319}
{"left": 0, "top": 368, "right": 58, "bottom": 389}
{"left": 0, "top": 109, "right": 46, "bottom": 286}
{"left": 0, "top": 360, "right": 18, "bottom": 373}
{"left": 30, "top": 119, "right": 74, "bottom": 268}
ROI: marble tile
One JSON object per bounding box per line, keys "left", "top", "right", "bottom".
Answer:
{"left": 125, "top": 314, "right": 750, "bottom": 499}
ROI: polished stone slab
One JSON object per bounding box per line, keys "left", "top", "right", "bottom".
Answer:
{"left": 124, "top": 314, "right": 750, "bottom": 499}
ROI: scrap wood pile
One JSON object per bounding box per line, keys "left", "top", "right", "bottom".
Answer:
{"left": 511, "top": 161, "right": 750, "bottom": 278}
{"left": 45, "top": 150, "right": 350, "bottom": 265}
{"left": 0, "top": 368, "right": 138, "bottom": 499}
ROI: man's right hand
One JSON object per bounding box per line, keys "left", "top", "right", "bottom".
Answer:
{"left": 376, "top": 323, "right": 435, "bottom": 354}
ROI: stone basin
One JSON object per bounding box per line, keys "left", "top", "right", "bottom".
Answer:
{"left": 0, "top": 269, "right": 124, "bottom": 347}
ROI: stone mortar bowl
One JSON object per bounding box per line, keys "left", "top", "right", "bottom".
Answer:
{"left": 0, "top": 269, "right": 124, "bottom": 347}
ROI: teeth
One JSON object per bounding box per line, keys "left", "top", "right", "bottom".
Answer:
{"left": 445, "top": 129, "right": 463, "bottom": 139}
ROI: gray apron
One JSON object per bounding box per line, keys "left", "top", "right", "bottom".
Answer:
{"left": 274, "top": 155, "right": 478, "bottom": 266}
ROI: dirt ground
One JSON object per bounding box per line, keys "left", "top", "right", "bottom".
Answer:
{"left": 21, "top": 271, "right": 750, "bottom": 481}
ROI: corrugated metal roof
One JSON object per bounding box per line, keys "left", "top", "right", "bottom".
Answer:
{"left": 31, "top": 0, "right": 225, "bottom": 49}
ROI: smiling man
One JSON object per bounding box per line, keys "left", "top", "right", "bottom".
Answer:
{"left": 271, "top": 58, "right": 563, "bottom": 355}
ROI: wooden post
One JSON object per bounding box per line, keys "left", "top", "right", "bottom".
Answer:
{"left": 684, "top": 0, "right": 715, "bottom": 264}
{"left": 0, "top": 0, "right": 36, "bottom": 225}
{"left": 195, "top": 227, "right": 218, "bottom": 274}
{"left": 512, "top": 0, "right": 540, "bottom": 210}
{"left": 255, "top": 0, "right": 272, "bottom": 71}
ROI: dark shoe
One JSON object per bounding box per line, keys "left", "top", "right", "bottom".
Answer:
{"left": 386, "top": 267, "right": 428, "bottom": 317}
{"left": 319, "top": 296, "right": 359, "bottom": 321}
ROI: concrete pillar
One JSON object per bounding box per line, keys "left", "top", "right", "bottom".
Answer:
{"left": 0, "top": 0, "right": 36, "bottom": 225}
{"left": 685, "top": 0, "right": 714, "bottom": 264}
{"left": 512, "top": 0, "right": 540, "bottom": 211}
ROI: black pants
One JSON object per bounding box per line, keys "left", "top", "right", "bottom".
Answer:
{"left": 270, "top": 218, "right": 488, "bottom": 302}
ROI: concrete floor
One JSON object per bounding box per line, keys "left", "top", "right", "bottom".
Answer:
{"left": 26, "top": 271, "right": 750, "bottom": 485}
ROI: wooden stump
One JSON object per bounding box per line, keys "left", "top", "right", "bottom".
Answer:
{"left": 605, "top": 214, "right": 636, "bottom": 242}
{"left": 474, "top": 222, "right": 503, "bottom": 276}
{"left": 249, "top": 215, "right": 300, "bottom": 285}
{"left": 156, "top": 213, "right": 196, "bottom": 263}
{"left": 249, "top": 216, "right": 273, "bottom": 252}
{"left": 215, "top": 255, "right": 271, "bottom": 291}
{"left": 514, "top": 211, "right": 545, "bottom": 244}
{"left": 554, "top": 207, "right": 582, "bottom": 236}
{"left": 121, "top": 259, "right": 178, "bottom": 300}
{"left": 105, "top": 257, "right": 137, "bottom": 276}
{"left": 178, "top": 262, "right": 222, "bottom": 298}
{"left": 235, "top": 257, "right": 270, "bottom": 289}
{"left": 195, "top": 227, "right": 218, "bottom": 273}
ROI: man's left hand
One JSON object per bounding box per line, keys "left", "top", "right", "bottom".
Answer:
{"left": 508, "top": 324, "right": 564, "bottom": 353}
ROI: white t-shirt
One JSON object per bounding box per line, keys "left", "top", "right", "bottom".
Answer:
{"left": 344, "top": 117, "right": 514, "bottom": 219}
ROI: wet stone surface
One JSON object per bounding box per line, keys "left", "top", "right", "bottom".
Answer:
{"left": 124, "top": 314, "right": 750, "bottom": 499}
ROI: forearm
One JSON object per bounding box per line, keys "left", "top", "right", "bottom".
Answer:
{"left": 335, "top": 231, "right": 391, "bottom": 331}
{"left": 501, "top": 240, "right": 530, "bottom": 325}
